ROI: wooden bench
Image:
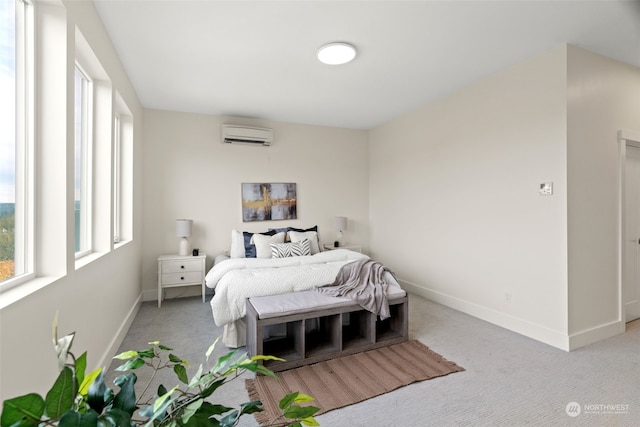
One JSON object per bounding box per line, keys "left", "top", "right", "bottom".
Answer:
{"left": 246, "top": 287, "right": 408, "bottom": 372}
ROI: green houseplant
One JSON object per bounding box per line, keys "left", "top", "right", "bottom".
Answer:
{"left": 1, "top": 319, "right": 319, "bottom": 427}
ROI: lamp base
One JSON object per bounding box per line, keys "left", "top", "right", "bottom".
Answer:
{"left": 179, "top": 237, "right": 190, "bottom": 256}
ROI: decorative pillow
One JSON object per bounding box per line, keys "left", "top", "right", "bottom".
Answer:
{"left": 251, "top": 232, "right": 286, "bottom": 258}
{"left": 271, "top": 239, "right": 311, "bottom": 258}
{"left": 268, "top": 227, "right": 291, "bottom": 237}
{"left": 288, "top": 230, "right": 320, "bottom": 255}
{"left": 243, "top": 230, "right": 277, "bottom": 258}
{"left": 230, "top": 229, "right": 246, "bottom": 258}
{"left": 289, "top": 225, "right": 318, "bottom": 233}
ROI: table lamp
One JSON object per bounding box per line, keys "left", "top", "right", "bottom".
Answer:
{"left": 176, "top": 219, "right": 193, "bottom": 256}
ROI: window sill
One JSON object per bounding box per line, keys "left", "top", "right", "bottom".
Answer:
{"left": 114, "top": 239, "right": 131, "bottom": 251}
{"left": 75, "top": 251, "right": 107, "bottom": 270}
{"left": 0, "top": 275, "right": 61, "bottom": 310}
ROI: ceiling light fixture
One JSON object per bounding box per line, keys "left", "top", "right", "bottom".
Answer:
{"left": 317, "top": 42, "right": 357, "bottom": 65}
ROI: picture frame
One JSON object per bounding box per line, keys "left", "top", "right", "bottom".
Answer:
{"left": 241, "top": 183, "right": 297, "bottom": 222}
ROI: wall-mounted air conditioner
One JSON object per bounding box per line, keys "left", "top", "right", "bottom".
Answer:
{"left": 221, "top": 124, "right": 273, "bottom": 146}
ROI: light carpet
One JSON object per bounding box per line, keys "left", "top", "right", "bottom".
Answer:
{"left": 245, "top": 340, "right": 464, "bottom": 426}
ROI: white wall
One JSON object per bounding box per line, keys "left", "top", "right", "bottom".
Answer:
{"left": 369, "top": 44, "right": 640, "bottom": 351}
{"left": 141, "top": 111, "right": 369, "bottom": 300}
{"left": 0, "top": 0, "right": 143, "bottom": 401}
{"left": 369, "top": 46, "right": 571, "bottom": 349}
{"left": 566, "top": 45, "right": 640, "bottom": 346}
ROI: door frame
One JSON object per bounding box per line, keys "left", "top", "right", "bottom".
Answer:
{"left": 618, "top": 129, "right": 640, "bottom": 322}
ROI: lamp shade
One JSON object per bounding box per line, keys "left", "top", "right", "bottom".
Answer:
{"left": 334, "top": 216, "right": 347, "bottom": 232}
{"left": 176, "top": 219, "right": 193, "bottom": 238}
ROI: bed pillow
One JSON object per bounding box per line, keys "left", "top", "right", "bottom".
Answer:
{"left": 250, "top": 232, "right": 286, "bottom": 258}
{"left": 289, "top": 225, "right": 318, "bottom": 233}
{"left": 230, "top": 229, "right": 246, "bottom": 258}
{"left": 270, "top": 239, "right": 311, "bottom": 258}
{"left": 269, "top": 225, "right": 318, "bottom": 242}
{"left": 288, "top": 230, "right": 321, "bottom": 254}
{"left": 242, "top": 230, "right": 277, "bottom": 258}
{"left": 268, "top": 227, "right": 292, "bottom": 241}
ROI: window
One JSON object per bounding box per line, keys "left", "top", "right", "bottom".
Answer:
{"left": 0, "top": 0, "right": 33, "bottom": 290}
{"left": 74, "top": 64, "right": 92, "bottom": 257}
{"left": 113, "top": 114, "right": 120, "bottom": 243}
{"left": 113, "top": 91, "right": 133, "bottom": 245}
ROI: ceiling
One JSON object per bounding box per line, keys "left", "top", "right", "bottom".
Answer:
{"left": 93, "top": 0, "right": 640, "bottom": 130}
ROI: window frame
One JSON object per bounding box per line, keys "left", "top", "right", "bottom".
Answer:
{"left": 113, "top": 114, "right": 121, "bottom": 243}
{"left": 0, "top": 0, "right": 35, "bottom": 293}
{"left": 73, "top": 63, "right": 93, "bottom": 259}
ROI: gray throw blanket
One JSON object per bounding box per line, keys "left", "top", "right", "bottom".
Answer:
{"left": 315, "top": 258, "right": 394, "bottom": 320}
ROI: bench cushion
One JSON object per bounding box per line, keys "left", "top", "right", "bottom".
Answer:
{"left": 249, "top": 286, "right": 407, "bottom": 319}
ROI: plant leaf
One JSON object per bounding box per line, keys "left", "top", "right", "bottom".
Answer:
{"left": 199, "top": 403, "right": 234, "bottom": 416}
{"left": 199, "top": 378, "right": 225, "bottom": 399}
{"left": 137, "top": 348, "right": 155, "bottom": 359}
{"left": 99, "top": 408, "right": 131, "bottom": 427}
{"left": 253, "top": 364, "right": 278, "bottom": 377}
{"left": 158, "top": 344, "right": 173, "bottom": 351}
{"left": 86, "top": 370, "right": 108, "bottom": 414}
{"left": 188, "top": 364, "right": 204, "bottom": 388}
{"left": 54, "top": 333, "right": 75, "bottom": 372}
{"left": 139, "top": 387, "right": 178, "bottom": 427}
{"left": 75, "top": 352, "right": 87, "bottom": 388}
{"left": 218, "top": 409, "right": 239, "bottom": 427}
{"left": 301, "top": 416, "right": 320, "bottom": 426}
{"left": 168, "top": 354, "right": 185, "bottom": 364}
{"left": 79, "top": 367, "right": 102, "bottom": 396}
{"left": 278, "top": 392, "right": 298, "bottom": 410}
{"left": 114, "top": 358, "right": 145, "bottom": 372}
{"left": 284, "top": 406, "right": 320, "bottom": 420}
{"left": 111, "top": 373, "right": 137, "bottom": 415}
{"left": 44, "top": 366, "right": 75, "bottom": 419}
{"left": 238, "top": 400, "right": 263, "bottom": 416}
{"left": 58, "top": 409, "right": 98, "bottom": 427}
{"left": 250, "top": 355, "right": 285, "bottom": 362}
{"left": 210, "top": 350, "right": 239, "bottom": 374}
{"left": 293, "top": 393, "right": 315, "bottom": 404}
{"left": 205, "top": 337, "right": 220, "bottom": 361}
{"left": 173, "top": 364, "right": 188, "bottom": 384}
{"left": 112, "top": 350, "right": 138, "bottom": 361}
{"left": 153, "top": 387, "right": 177, "bottom": 413}
{"left": 181, "top": 398, "right": 203, "bottom": 424}
{"left": 0, "top": 393, "right": 44, "bottom": 427}
{"left": 181, "top": 403, "right": 223, "bottom": 427}
{"left": 157, "top": 384, "right": 168, "bottom": 397}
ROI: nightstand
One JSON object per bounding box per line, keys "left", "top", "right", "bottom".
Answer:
{"left": 323, "top": 244, "right": 362, "bottom": 253}
{"left": 157, "top": 253, "right": 206, "bottom": 308}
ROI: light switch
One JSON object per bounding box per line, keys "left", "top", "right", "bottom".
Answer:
{"left": 539, "top": 182, "right": 553, "bottom": 195}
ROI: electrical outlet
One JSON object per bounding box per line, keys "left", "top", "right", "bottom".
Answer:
{"left": 504, "top": 292, "right": 512, "bottom": 304}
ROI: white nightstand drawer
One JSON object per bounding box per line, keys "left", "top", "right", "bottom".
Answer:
{"left": 157, "top": 253, "right": 207, "bottom": 308}
{"left": 161, "top": 271, "right": 202, "bottom": 286}
{"left": 161, "top": 259, "right": 202, "bottom": 274}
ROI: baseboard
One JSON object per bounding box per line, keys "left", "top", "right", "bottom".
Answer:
{"left": 399, "top": 279, "right": 571, "bottom": 351}
{"left": 568, "top": 319, "right": 625, "bottom": 351}
{"left": 96, "top": 293, "right": 142, "bottom": 372}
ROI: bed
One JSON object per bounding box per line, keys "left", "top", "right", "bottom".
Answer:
{"left": 205, "top": 228, "right": 402, "bottom": 348}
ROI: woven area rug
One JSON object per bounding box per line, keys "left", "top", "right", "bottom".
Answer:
{"left": 245, "top": 340, "right": 464, "bottom": 426}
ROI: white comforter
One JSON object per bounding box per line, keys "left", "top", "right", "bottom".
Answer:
{"left": 206, "top": 249, "right": 369, "bottom": 328}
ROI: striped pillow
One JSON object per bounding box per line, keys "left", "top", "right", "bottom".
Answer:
{"left": 270, "top": 239, "right": 311, "bottom": 258}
